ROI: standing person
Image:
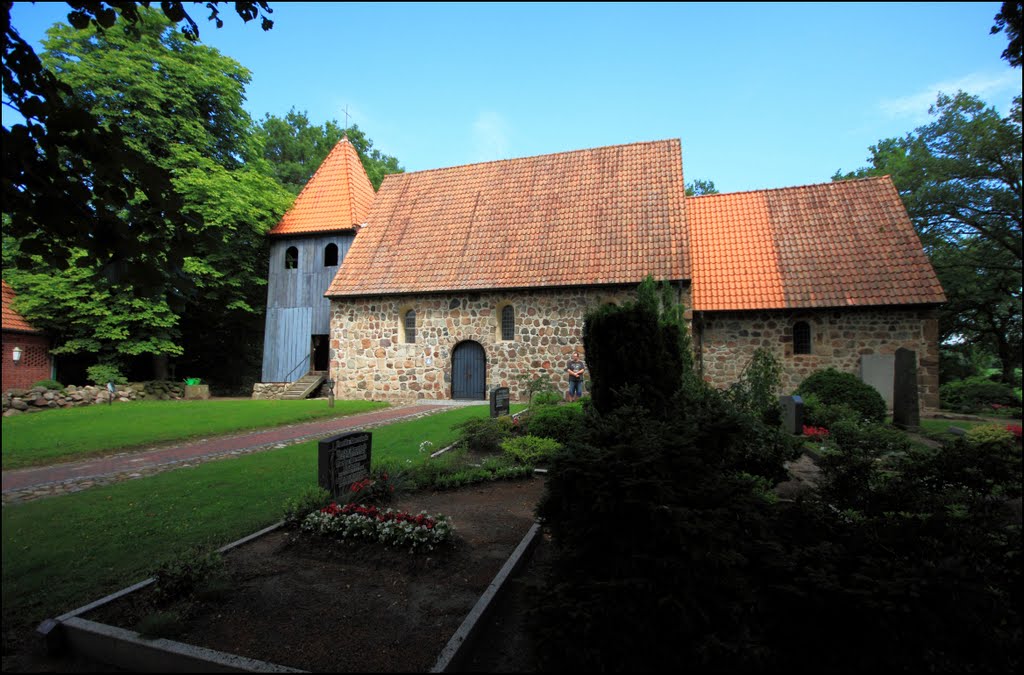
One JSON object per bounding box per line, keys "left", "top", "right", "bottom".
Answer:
{"left": 565, "top": 351, "right": 585, "bottom": 402}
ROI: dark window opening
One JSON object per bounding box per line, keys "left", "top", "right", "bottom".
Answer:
{"left": 501, "top": 305, "right": 515, "bottom": 341}
{"left": 285, "top": 246, "right": 299, "bottom": 270}
{"left": 793, "top": 321, "right": 811, "bottom": 355}
{"left": 404, "top": 309, "right": 416, "bottom": 344}
{"left": 324, "top": 243, "right": 338, "bottom": 267}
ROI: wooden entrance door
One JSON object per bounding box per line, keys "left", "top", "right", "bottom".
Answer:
{"left": 452, "top": 341, "right": 486, "bottom": 400}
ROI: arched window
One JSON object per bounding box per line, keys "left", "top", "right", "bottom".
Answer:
{"left": 500, "top": 304, "right": 515, "bottom": 341}
{"left": 404, "top": 309, "right": 416, "bottom": 344}
{"left": 793, "top": 321, "right": 811, "bottom": 355}
{"left": 284, "top": 246, "right": 299, "bottom": 270}
{"left": 324, "top": 243, "right": 339, "bottom": 267}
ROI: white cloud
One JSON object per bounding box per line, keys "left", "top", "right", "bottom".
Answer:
{"left": 879, "top": 71, "right": 1021, "bottom": 122}
{"left": 472, "top": 111, "right": 511, "bottom": 162}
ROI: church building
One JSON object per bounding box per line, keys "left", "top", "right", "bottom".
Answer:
{"left": 259, "top": 138, "right": 945, "bottom": 409}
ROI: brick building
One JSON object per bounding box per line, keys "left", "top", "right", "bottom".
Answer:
{"left": 2, "top": 280, "right": 54, "bottom": 392}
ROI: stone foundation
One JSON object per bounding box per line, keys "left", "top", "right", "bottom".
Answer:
{"left": 329, "top": 286, "right": 658, "bottom": 403}
{"left": 251, "top": 382, "right": 290, "bottom": 400}
{"left": 695, "top": 307, "right": 941, "bottom": 411}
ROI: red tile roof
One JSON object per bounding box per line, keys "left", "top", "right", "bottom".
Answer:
{"left": 268, "top": 137, "right": 376, "bottom": 236}
{"left": 2, "top": 280, "right": 43, "bottom": 333}
{"left": 689, "top": 177, "right": 946, "bottom": 311}
{"left": 326, "top": 140, "right": 689, "bottom": 297}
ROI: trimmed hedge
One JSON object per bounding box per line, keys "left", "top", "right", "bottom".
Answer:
{"left": 796, "top": 368, "right": 887, "bottom": 423}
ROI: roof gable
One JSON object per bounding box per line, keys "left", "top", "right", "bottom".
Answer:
{"left": 326, "top": 139, "right": 689, "bottom": 297}
{"left": 2, "top": 280, "right": 43, "bottom": 334}
{"left": 268, "top": 137, "right": 376, "bottom": 236}
{"left": 689, "top": 177, "right": 946, "bottom": 311}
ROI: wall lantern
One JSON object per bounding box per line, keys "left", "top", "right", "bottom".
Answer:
{"left": 12, "top": 346, "right": 23, "bottom": 364}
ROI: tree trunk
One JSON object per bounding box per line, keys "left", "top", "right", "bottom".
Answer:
{"left": 152, "top": 353, "right": 169, "bottom": 381}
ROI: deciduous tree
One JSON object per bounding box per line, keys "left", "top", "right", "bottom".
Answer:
{"left": 256, "top": 109, "right": 403, "bottom": 192}
{"left": 3, "top": 9, "right": 292, "bottom": 385}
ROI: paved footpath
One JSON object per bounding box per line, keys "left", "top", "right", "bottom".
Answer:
{"left": 2, "top": 403, "right": 454, "bottom": 506}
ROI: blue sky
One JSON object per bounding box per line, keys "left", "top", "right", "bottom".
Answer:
{"left": 5, "top": 2, "right": 1020, "bottom": 193}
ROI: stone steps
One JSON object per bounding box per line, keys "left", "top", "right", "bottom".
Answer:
{"left": 280, "top": 372, "right": 325, "bottom": 400}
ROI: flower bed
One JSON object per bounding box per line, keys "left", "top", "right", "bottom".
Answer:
{"left": 301, "top": 503, "right": 453, "bottom": 551}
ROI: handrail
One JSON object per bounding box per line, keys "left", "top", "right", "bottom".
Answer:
{"left": 284, "top": 351, "right": 312, "bottom": 383}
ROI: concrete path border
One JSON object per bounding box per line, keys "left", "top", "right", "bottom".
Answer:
{"left": 37, "top": 517, "right": 543, "bottom": 673}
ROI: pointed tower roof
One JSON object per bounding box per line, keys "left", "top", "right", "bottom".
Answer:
{"left": 268, "top": 137, "right": 376, "bottom": 236}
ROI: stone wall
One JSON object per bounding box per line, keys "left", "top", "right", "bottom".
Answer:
{"left": 329, "top": 286, "right": 665, "bottom": 403}
{"left": 695, "top": 307, "right": 941, "bottom": 411}
{"left": 2, "top": 381, "right": 187, "bottom": 416}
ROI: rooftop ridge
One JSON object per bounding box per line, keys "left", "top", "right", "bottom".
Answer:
{"left": 379, "top": 138, "right": 681, "bottom": 183}
{"left": 689, "top": 174, "right": 893, "bottom": 199}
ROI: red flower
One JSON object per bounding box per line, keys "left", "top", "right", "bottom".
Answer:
{"left": 802, "top": 425, "right": 829, "bottom": 440}
{"left": 1007, "top": 424, "right": 1022, "bottom": 439}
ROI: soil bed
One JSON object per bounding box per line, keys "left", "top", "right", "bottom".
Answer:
{"left": 84, "top": 477, "right": 545, "bottom": 673}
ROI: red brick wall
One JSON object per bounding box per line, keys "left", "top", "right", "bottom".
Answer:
{"left": 2, "top": 332, "right": 52, "bottom": 392}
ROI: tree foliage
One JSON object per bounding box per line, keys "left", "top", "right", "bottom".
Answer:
{"left": 685, "top": 178, "right": 718, "bottom": 196}
{"left": 256, "top": 109, "right": 403, "bottom": 193}
{"left": 835, "top": 92, "right": 1023, "bottom": 383}
{"left": 992, "top": 1, "right": 1023, "bottom": 68}
{"left": 3, "top": 8, "right": 291, "bottom": 384}
{"left": 1, "top": 1, "right": 274, "bottom": 290}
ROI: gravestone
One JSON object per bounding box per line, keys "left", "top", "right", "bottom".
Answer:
{"left": 860, "top": 354, "right": 895, "bottom": 409}
{"left": 318, "top": 431, "right": 372, "bottom": 498}
{"left": 779, "top": 395, "right": 804, "bottom": 435}
{"left": 892, "top": 348, "right": 920, "bottom": 431}
{"left": 490, "top": 386, "right": 510, "bottom": 418}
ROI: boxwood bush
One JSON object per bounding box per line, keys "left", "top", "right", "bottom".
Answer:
{"left": 940, "top": 376, "right": 1020, "bottom": 413}
{"left": 795, "top": 368, "right": 887, "bottom": 423}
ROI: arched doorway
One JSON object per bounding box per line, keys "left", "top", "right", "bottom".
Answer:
{"left": 452, "top": 341, "right": 486, "bottom": 400}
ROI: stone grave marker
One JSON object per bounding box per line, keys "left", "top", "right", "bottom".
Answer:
{"left": 779, "top": 395, "right": 804, "bottom": 435}
{"left": 490, "top": 386, "right": 510, "bottom": 418}
{"left": 860, "top": 354, "right": 895, "bottom": 409}
{"left": 892, "top": 348, "right": 920, "bottom": 430}
{"left": 318, "top": 431, "right": 372, "bottom": 498}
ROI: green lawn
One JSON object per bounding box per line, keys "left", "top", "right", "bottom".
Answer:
{"left": 1, "top": 399, "right": 389, "bottom": 470}
{"left": 1, "top": 404, "right": 516, "bottom": 645}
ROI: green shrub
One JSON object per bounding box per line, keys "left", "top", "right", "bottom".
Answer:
{"left": 532, "top": 391, "right": 563, "bottom": 406}
{"left": 796, "top": 368, "right": 886, "bottom": 423}
{"left": 965, "top": 424, "right": 1016, "bottom": 452}
{"left": 726, "top": 348, "right": 783, "bottom": 426}
{"left": 86, "top": 364, "right": 127, "bottom": 386}
{"left": 452, "top": 416, "right": 514, "bottom": 453}
{"left": 585, "top": 290, "right": 688, "bottom": 417}
{"left": 800, "top": 392, "right": 860, "bottom": 429}
{"left": 31, "top": 379, "right": 64, "bottom": 391}
{"left": 940, "top": 376, "right": 1020, "bottom": 413}
{"left": 282, "top": 485, "right": 331, "bottom": 524}
{"left": 522, "top": 404, "right": 583, "bottom": 444}
{"left": 502, "top": 435, "right": 562, "bottom": 465}
{"left": 151, "top": 549, "right": 225, "bottom": 605}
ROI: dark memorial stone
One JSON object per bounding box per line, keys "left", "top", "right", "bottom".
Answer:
{"left": 490, "top": 386, "right": 510, "bottom": 418}
{"left": 779, "top": 395, "right": 804, "bottom": 435}
{"left": 892, "top": 348, "right": 920, "bottom": 431}
{"left": 318, "top": 431, "right": 372, "bottom": 498}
